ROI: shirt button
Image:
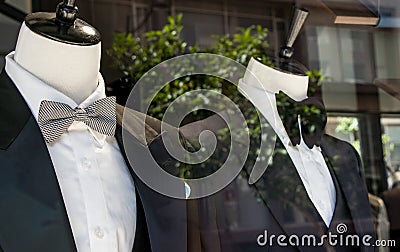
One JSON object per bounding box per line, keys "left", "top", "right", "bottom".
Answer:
{"left": 94, "top": 227, "right": 104, "bottom": 239}
{"left": 82, "top": 158, "right": 91, "bottom": 171}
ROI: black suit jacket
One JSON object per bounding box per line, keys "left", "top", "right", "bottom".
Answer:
{"left": 0, "top": 70, "right": 188, "bottom": 252}
{"left": 186, "top": 133, "right": 377, "bottom": 251}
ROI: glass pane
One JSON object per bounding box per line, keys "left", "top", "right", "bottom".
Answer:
{"left": 326, "top": 115, "right": 361, "bottom": 155}
{"left": 314, "top": 26, "right": 374, "bottom": 84}
{"left": 322, "top": 82, "right": 358, "bottom": 112}
{"left": 379, "top": 89, "right": 400, "bottom": 113}
{"left": 373, "top": 30, "right": 400, "bottom": 79}
{"left": 180, "top": 12, "right": 224, "bottom": 47}
{"left": 381, "top": 117, "right": 400, "bottom": 188}
{"left": 4, "top": 0, "right": 31, "bottom": 13}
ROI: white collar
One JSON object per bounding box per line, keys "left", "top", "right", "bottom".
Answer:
{"left": 238, "top": 79, "right": 322, "bottom": 152}
{"left": 244, "top": 58, "right": 308, "bottom": 102}
{"left": 5, "top": 51, "right": 107, "bottom": 146}
{"left": 238, "top": 79, "right": 291, "bottom": 146}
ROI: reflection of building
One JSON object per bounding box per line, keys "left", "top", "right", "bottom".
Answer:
{"left": 382, "top": 119, "right": 400, "bottom": 171}
{"left": 1, "top": 0, "right": 400, "bottom": 195}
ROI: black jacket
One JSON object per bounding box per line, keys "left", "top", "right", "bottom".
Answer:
{"left": 189, "top": 134, "right": 377, "bottom": 251}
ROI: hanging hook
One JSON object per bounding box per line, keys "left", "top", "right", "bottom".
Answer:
{"left": 280, "top": 8, "right": 309, "bottom": 59}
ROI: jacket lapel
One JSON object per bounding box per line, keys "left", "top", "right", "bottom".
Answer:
{"left": 251, "top": 139, "right": 327, "bottom": 251}
{"left": 0, "top": 69, "right": 30, "bottom": 150}
{"left": 114, "top": 125, "right": 188, "bottom": 252}
{"left": 0, "top": 70, "right": 76, "bottom": 252}
{"left": 320, "top": 135, "right": 376, "bottom": 250}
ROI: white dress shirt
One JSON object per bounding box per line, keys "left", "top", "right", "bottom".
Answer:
{"left": 5, "top": 52, "right": 137, "bottom": 252}
{"left": 238, "top": 77, "right": 336, "bottom": 227}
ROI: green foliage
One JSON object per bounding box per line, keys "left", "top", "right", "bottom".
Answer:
{"left": 335, "top": 117, "right": 359, "bottom": 135}
{"left": 335, "top": 117, "right": 360, "bottom": 153}
{"left": 108, "top": 14, "right": 190, "bottom": 84}
{"left": 307, "top": 69, "right": 326, "bottom": 96}
{"left": 335, "top": 117, "right": 393, "bottom": 157}
{"left": 211, "top": 25, "right": 271, "bottom": 66}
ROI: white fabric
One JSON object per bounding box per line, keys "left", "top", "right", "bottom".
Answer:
{"left": 5, "top": 52, "right": 136, "bottom": 252}
{"left": 238, "top": 75, "right": 336, "bottom": 227}
{"left": 244, "top": 58, "right": 309, "bottom": 101}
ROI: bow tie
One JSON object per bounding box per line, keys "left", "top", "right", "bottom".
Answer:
{"left": 38, "top": 97, "right": 117, "bottom": 143}
{"left": 276, "top": 92, "right": 327, "bottom": 149}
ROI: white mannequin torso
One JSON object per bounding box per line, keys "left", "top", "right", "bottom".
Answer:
{"left": 5, "top": 21, "right": 138, "bottom": 252}
{"left": 14, "top": 22, "right": 101, "bottom": 104}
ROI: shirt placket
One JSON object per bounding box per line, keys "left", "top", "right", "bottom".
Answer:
{"left": 298, "top": 144, "right": 335, "bottom": 226}
{"left": 70, "top": 122, "right": 117, "bottom": 252}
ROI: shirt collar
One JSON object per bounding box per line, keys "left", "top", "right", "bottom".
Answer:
{"left": 238, "top": 78, "right": 292, "bottom": 147}
{"left": 238, "top": 79, "right": 323, "bottom": 152}
{"left": 5, "top": 51, "right": 107, "bottom": 146}
{"left": 297, "top": 117, "right": 322, "bottom": 152}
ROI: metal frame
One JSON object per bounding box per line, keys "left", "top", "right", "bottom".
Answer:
{"left": 0, "top": 0, "right": 26, "bottom": 22}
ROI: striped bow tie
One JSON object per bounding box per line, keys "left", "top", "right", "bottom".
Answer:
{"left": 38, "top": 97, "right": 117, "bottom": 143}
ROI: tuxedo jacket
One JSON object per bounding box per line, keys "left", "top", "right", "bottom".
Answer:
{"left": 170, "top": 101, "right": 377, "bottom": 251}
{"left": 185, "top": 134, "right": 377, "bottom": 251}
{"left": 0, "top": 70, "right": 188, "bottom": 252}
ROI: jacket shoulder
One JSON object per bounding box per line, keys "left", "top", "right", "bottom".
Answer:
{"left": 322, "top": 133, "right": 363, "bottom": 175}
{"left": 322, "top": 134, "right": 358, "bottom": 153}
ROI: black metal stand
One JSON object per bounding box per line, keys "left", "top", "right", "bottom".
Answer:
{"left": 25, "top": 0, "right": 101, "bottom": 46}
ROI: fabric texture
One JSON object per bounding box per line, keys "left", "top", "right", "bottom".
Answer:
{"left": 38, "top": 98, "right": 117, "bottom": 143}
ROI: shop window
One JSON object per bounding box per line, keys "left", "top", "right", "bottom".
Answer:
{"left": 313, "top": 26, "right": 375, "bottom": 84}
{"left": 381, "top": 117, "right": 400, "bottom": 187}
{"left": 326, "top": 115, "right": 361, "bottom": 155}
{"left": 180, "top": 12, "right": 224, "bottom": 47}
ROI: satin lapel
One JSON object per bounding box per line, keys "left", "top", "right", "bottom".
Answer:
{"left": 115, "top": 125, "right": 188, "bottom": 252}
{"left": 0, "top": 70, "right": 30, "bottom": 149}
{"left": 114, "top": 126, "right": 152, "bottom": 252}
{"left": 252, "top": 139, "right": 327, "bottom": 251}
{"left": 0, "top": 70, "right": 76, "bottom": 252}
{"left": 320, "top": 135, "right": 376, "bottom": 250}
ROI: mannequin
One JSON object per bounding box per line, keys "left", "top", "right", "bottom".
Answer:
{"left": 239, "top": 54, "right": 336, "bottom": 229}
{"left": 208, "top": 54, "right": 376, "bottom": 251}
{"left": 194, "top": 54, "right": 376, "bottom": 251}
{"left": 0, "top": 1, "right": 154, "bottom": 251}
{"left": 14, "top": 22, "right": 100, "bottom": 104}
